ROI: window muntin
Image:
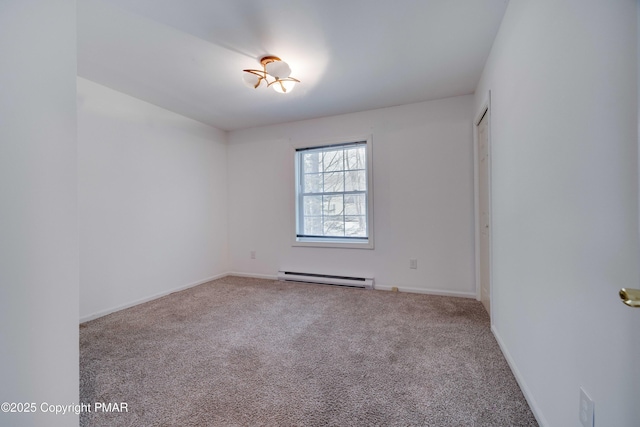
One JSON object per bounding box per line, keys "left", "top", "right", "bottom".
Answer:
{"left": 295, "top": 141, "right": 371, "bottom": 246}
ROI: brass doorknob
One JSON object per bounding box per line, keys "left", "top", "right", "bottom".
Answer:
{"left": 619, "top": 288, "right": 640, "bottom": 308}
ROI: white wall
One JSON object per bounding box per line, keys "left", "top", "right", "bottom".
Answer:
{"left": 0, "top": 1, "right": 79, "bottom": 426}
{"left": 227, "top": 95, "right": 476, "bottom": 296}
{"left": 78, "top": 78, "right": 229, "bottom": 321}
{"left": 475, "top": 1, "right": 640, "bottom": 426}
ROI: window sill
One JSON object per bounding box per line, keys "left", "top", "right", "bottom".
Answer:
{"left": 293, "top": 237, "right": 374, "bottom": 250}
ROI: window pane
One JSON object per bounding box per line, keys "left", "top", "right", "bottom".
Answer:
{"left": 303, "top": 173, "right": 322, "bottom": 193}
{"left": 323, "top": 216, "right": 345, "bottom": 236}
{"left": 296, "top": 141, "right": 369, "bottom": 242}
{"left": 323, "top": 172, "right": 344, "bottom": 192}
{"left": 344, "top": 194, "right": 366, "bottom": 215}
{"left": 345, "top": 216, "right": 366, "bottom": 237}
{"left": 303, "top": 195, "right": 322, "bottom": 215}
{"left": 345, "top": 170, "right": 366, "bottom": 191}
{"left": 304, "top": 217, "right": 323, "bottom": 236}
{"left": 303, "top": 152, "right": 322, "bottom": 174}
{"left": 323, "top": 195, "right": 344, "bottom": 216}
{"left": 344, "top": 147, "right": 365, "bottom": 170}
{"left": 323, "top": 149, "right": 344, "bottom": 172}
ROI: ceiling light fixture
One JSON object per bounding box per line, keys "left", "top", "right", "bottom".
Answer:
{"left": 242, "top": 56, "right": 300, "bottom": 94}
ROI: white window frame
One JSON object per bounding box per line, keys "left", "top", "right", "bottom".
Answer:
{"left": 292, "top": 135, "right": 374, "bottom": 249}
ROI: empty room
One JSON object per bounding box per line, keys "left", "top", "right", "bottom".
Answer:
{"left": 1, "top": 1, "right": 639, "bottom": 426}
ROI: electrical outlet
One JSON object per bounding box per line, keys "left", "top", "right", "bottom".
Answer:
{"left": 409, "top": 259, "right": 417, "bottom": 269}
{"left": 250, "top": 251, "right": 256, "bottom": 259}
{"left": 579, "top": 388, "right": 594, "bottom": 427}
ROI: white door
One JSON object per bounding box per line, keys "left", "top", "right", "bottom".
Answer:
{"left": 477, "top": 112, "right": 491, "bottom": 315}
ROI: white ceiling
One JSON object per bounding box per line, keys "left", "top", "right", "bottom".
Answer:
{"left": 78, "top": 0, "right": 509, "bottom": 131}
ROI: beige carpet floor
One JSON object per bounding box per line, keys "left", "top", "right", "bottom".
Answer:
{"left": 80, "top": 276, "right": 538, "bottom": 426}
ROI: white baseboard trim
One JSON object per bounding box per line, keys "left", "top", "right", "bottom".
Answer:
{"left": 79, "top": 273, "right": 228, "bottom": 323}
{"left": 228, "top": 273, "right": 475, "bottom": 298}
{"left": 374, "top": 284, "right": 476, "bottom": 299}
{"left": 227, "top": 271, "right": 278, "bottom": 280}
{"left": 491, "top": 325, "right": 548, "bottom": 427}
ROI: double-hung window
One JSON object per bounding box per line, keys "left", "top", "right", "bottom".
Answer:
{"left": 294, "top": 137, "right": 373, "bottom": 248}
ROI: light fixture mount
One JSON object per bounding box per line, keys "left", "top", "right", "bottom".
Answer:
{"left": 259, "top": 55, "right": 281, "bottom": 67}
{"left": 242, "top": 55, "right": 300, "bottom": 94}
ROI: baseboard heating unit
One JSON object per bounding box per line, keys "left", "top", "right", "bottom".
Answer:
{"left": 277, "top": 271, "right": 374, "bottom": 289}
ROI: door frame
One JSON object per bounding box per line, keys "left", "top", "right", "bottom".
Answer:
{"left": 474, "top": 91, "right": 493, "bottom": 324}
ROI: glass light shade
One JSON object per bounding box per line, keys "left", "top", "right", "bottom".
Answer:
{"left": 265, "top": 60, "right": 291, "bottom": 79}
{"left": 242, "top": 72, "right": 262, "bottom": 89}
{"left": 272, "top": 80, "right": 296, "bottom": 94}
